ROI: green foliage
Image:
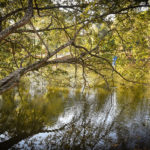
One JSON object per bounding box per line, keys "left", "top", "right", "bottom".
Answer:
{"left": 0, "top": 0, "right": 150, "bottom": 85}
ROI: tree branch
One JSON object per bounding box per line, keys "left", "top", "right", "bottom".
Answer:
{"left": 29, "top": 21, "right": 50, "bottom": 55}
{"left": 0, "top": 0, "right": 33, "bottom": 42}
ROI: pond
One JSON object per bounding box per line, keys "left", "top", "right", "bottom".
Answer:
{"left": 0, "top": 74, "right": 150, "bottom": 150}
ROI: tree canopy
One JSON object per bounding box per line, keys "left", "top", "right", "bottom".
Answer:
{"left": 0, "top": 0, "right": 150, "bottom": 93}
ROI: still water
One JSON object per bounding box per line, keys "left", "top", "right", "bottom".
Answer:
{"left": 0, "top": 75, "right": 150, "bottom": 149}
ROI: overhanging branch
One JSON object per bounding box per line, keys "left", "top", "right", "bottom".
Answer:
{"left": 0, "top": 0, "right": 33, "bottom": 42}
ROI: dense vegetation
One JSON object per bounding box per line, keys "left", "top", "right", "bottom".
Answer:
{"left": 0, "top": 0, "right": 150, "bottom": 93}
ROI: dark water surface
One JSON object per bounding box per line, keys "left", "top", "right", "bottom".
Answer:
{"left": 0, "top": 76, "right": 150, "bottom": 149}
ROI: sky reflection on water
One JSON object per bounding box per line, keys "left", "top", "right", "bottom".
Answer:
{"left": 0, "top": 78, "right": 150, "bottom": 149}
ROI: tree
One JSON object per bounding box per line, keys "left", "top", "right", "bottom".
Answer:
{"left": 0, "top": 0, "right": 150, "bottom": 94}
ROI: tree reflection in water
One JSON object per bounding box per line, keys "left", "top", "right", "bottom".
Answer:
{"left": 0, "top": 82, "right": 150, "bottom": 149}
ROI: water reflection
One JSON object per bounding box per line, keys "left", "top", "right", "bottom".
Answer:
{"left": 0, "top": 81, "right": 150, "bottom": 149}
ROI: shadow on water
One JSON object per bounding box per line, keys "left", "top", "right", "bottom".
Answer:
{"left": 0, "top": 77, "right": 150, "bottom": 149}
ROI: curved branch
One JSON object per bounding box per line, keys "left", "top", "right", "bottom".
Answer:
{"left": 72, "top": 43, "right": 148, "bottom": 85}
{"left": 0, "top": 39, "right": 74, "bottom": 94}
{"left": 1, "top": 4, "right": 88, "bottom": 22}
{"left": 0, "top": 0, "right": 33, "bottom": 42}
